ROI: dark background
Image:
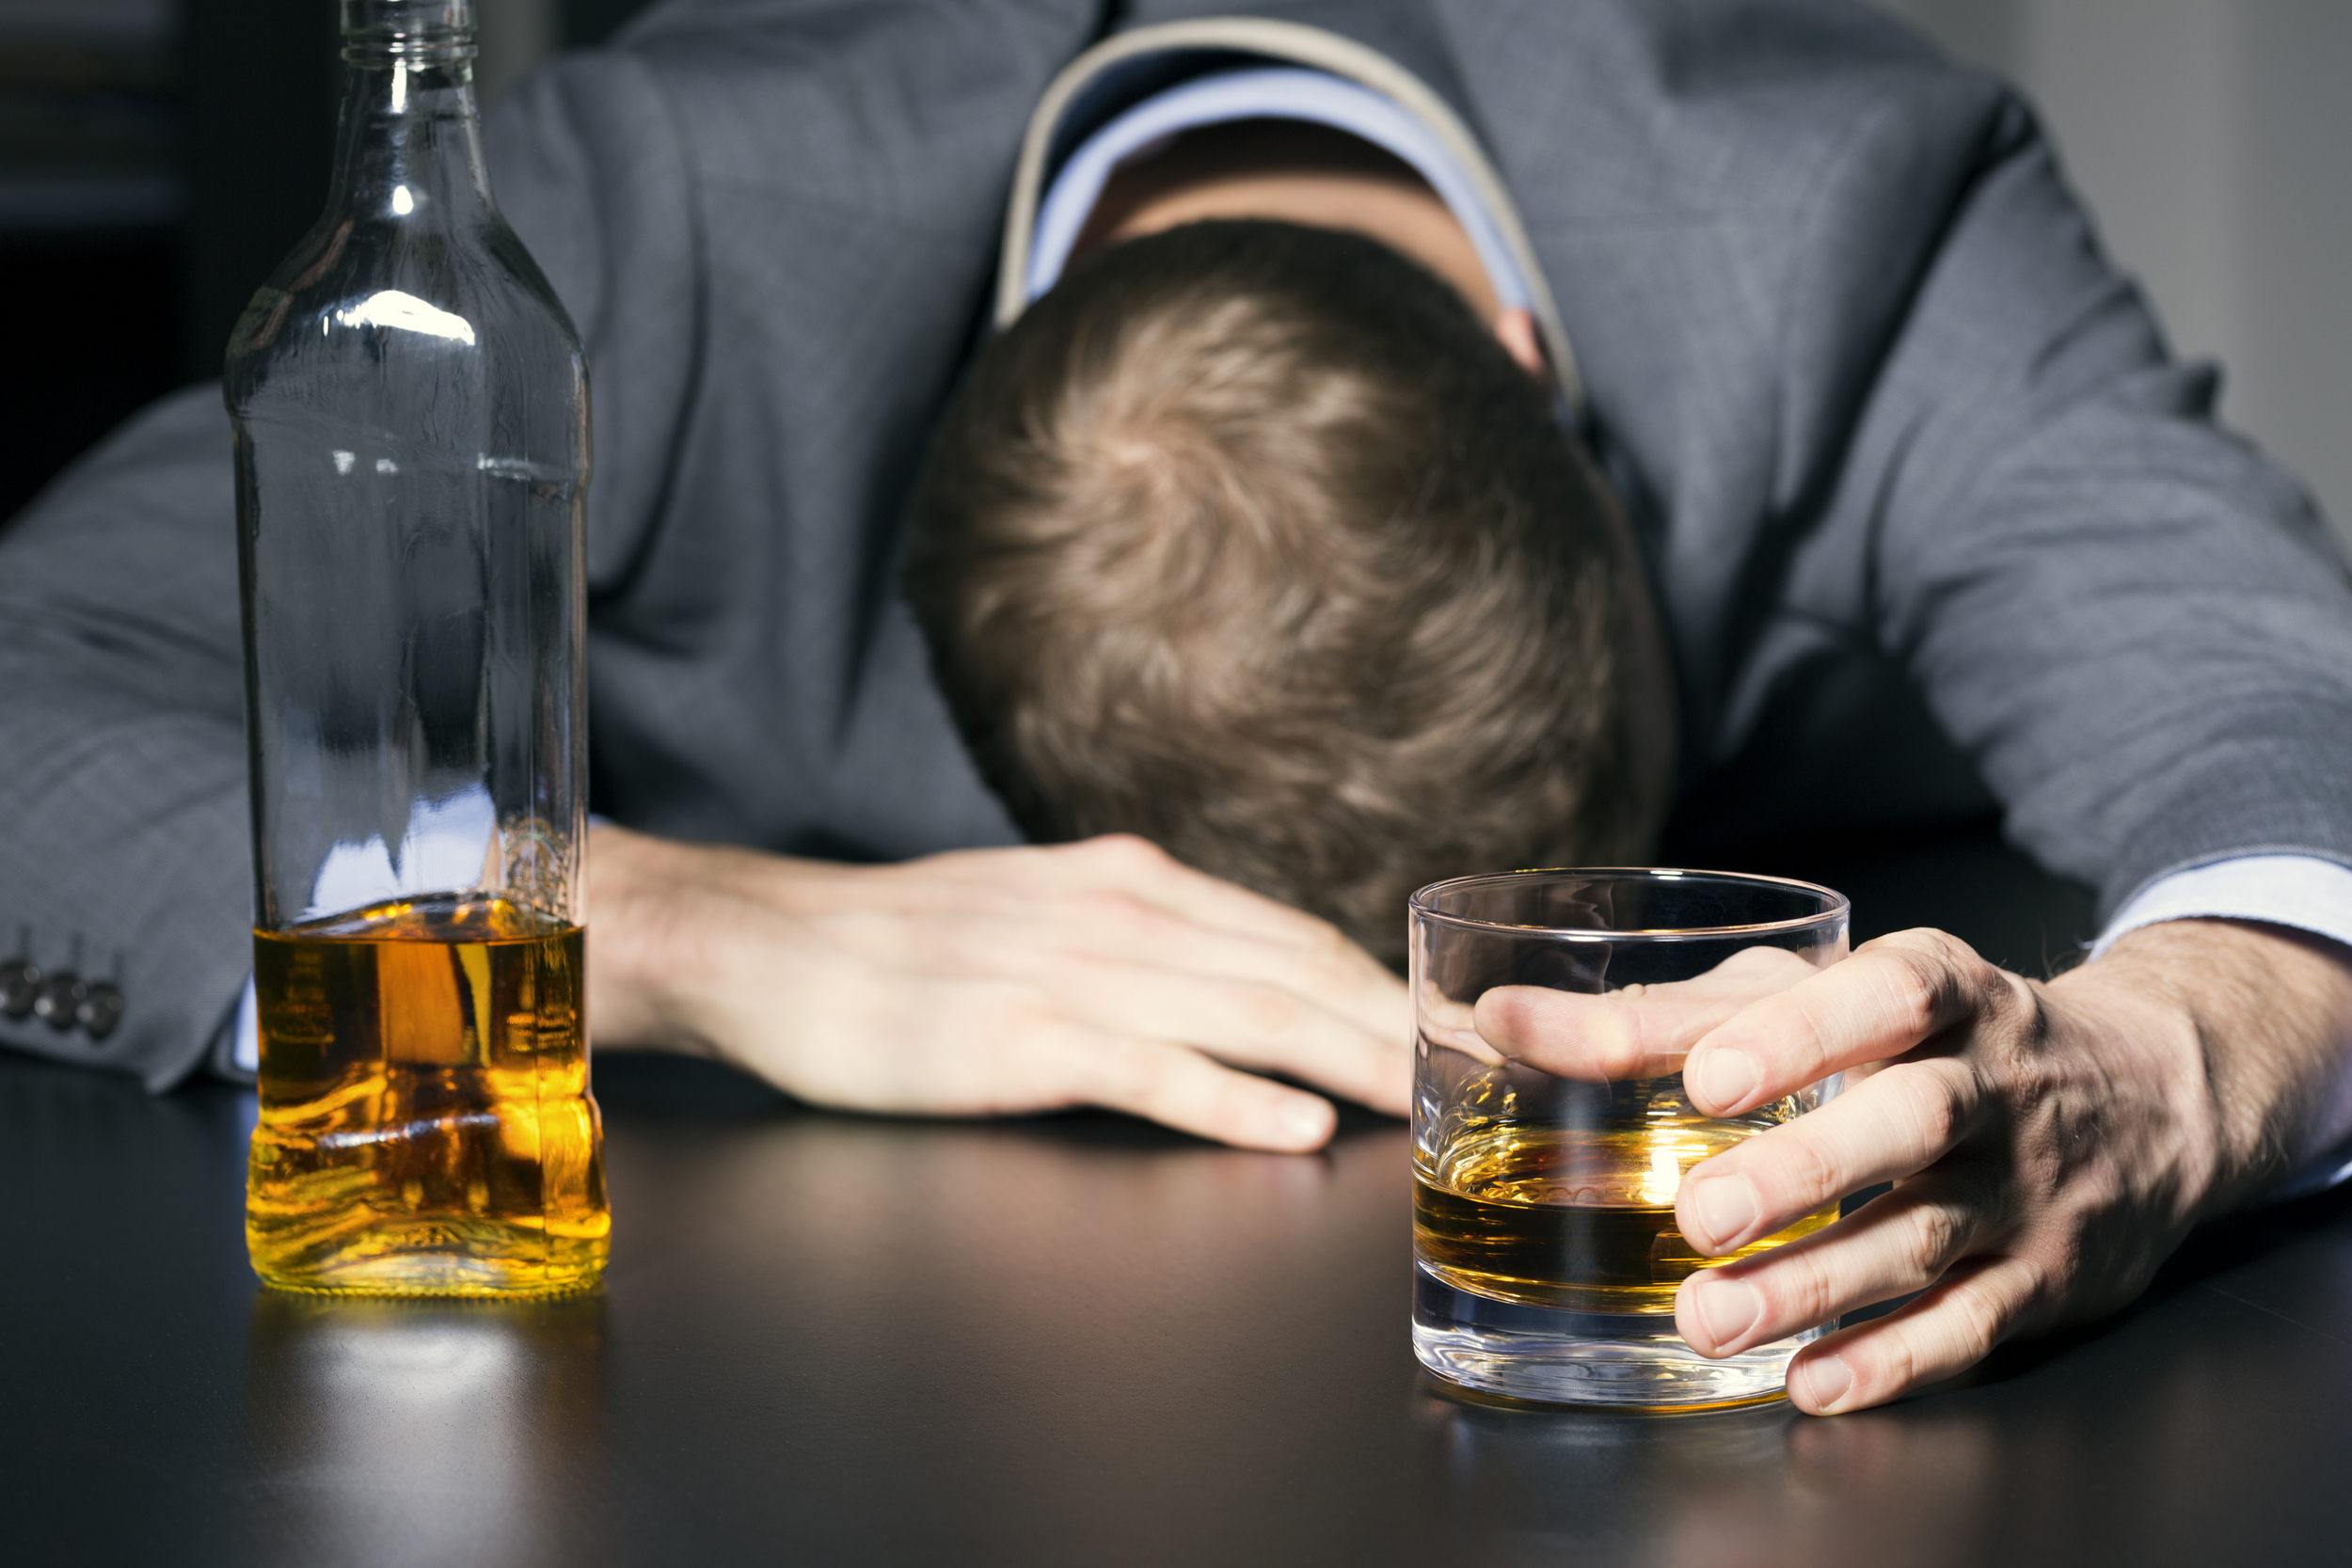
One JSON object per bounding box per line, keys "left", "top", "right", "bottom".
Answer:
{"left": 9, "top": 0, "right": 2349, "bottom": 550}
{"left": 0, "top": 0, "right": 658, "bottom": 525}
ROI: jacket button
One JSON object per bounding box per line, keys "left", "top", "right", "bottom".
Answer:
{"left": 0, "top": 958, "right": 35, "bottom": 1020}
{"left": 76, "top": 982, "right": 126, "bottom": 1041}
{"left": 33, "top": 972, "right": 86, "bottom": 1033}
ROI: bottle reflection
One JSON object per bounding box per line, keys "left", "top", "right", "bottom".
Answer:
{"left": 245, "top": 1291, "right": 605, "bottom": 1565}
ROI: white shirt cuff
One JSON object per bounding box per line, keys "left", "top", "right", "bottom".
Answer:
{"left": 2090, "top": 853, "right": 2352, "bottom": 1200}
{"left": 232, "top": 974, "right": 258, "bottom": 1074}
{"left": 2090, "top": 853, "right": 2352, "bottom": 958}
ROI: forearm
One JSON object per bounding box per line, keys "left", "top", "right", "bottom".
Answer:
{"left": 0, "top": 388, "right": 254, "bottom": 1087}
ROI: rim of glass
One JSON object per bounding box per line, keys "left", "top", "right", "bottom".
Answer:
{"left": 1407, "top": 866, "right": 1850, "bottom": 940}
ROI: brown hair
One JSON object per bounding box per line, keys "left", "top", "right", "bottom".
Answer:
{"left": 904, "top": 219, "right": 1653, "bottom": 966}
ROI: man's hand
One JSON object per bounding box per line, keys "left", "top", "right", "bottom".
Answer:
{"left": 1476, "top": 920, "right": 2352, "bottom": 1413}
{"left": 584, "top": 824, "right": 1411, "bottom": 1151}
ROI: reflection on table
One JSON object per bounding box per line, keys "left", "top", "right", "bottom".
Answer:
{"left": 3, "top": 1047, "right": 2349, "bottom": 1567}
{"left": 243, "top": 1293, "right": 606, "bottom": 1563}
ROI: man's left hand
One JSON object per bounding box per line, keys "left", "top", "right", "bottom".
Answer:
{"left": 1475, "top": 919, "right": 2352, "bottom": 1414}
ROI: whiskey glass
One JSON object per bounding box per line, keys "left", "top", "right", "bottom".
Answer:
{"left": 1409, "top": 869, "right": 1849, "bottom": 1409}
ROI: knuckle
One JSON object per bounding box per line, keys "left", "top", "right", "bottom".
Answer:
{"left": 1772, "top": 1127, "right": 1844, "bottom": 1212}
{"left": 913, "top": 915, "right": 983, "bottom": 971}
{"left": 1864, "top": 930, "right": 2010, "bottom": 1044}
{"left": 1874, "top": 949, "right": 1948, "bottom": 1041}
{"left": 973, "top": 985, "right": 1048, "bottom": 1043}
{"left": 1232, "top": 980, "right": 1304, "bottom": 1042}
{"left": 1938, "top": 1271, "right": 2016, "bottom": 1359}
{"left": 1756, "top": 1243, "right": 1841, "bottom": 1327}
{"left": 2018, "top": 1244, "right": 2074, "bottom": 1307}
{"left": 1895, "top": 1062, "right": 1971, "bottom": 1153}
{"left": 1895, "top": 925, "right": 1983, "bottom": 975}
{"left": 1298, "top": 944, "right": 1363, "bottom": 998}
{"left": 1084, "top": 832, "right": 1173, "bottom": 876}
{"left": 1068, "top": 889, "right": 1160, "bottom": 938}
{"left": 1771, "top": 992, "right": 1840, "bottom": 1082}
{"left": 1901, "top": 1197, "right": 1972, "bottom": 1277}
{"left": 1593, "top": 1011, "right": 1652, "bottom": 1081}
{"left": 1988, "top": 970, "right": 2049, "bottom": 1045}
{"left": 1870, "top": 1324, "right": 1927, "bottom": 1395}
{"left": 1092, "top": 1039, "right": 1180, "bottom": 1112}
{"left": 1009, "top": 842, "right": 1073, "bottom": 880}
{"left": 1926, "top": 927, "right": 1990, "bottom": 976}
{"left": 1301, "top": 914, "right": 1357, "bottom": 962}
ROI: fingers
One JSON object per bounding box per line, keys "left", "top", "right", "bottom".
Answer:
{"left": 835, "top": 895, "right": 1410, "bottom": 1111}
{"left": 1060, "top": 1026, "right": 1340, "bottom": 1153}
{"left": 1021, "top": 883, "right": 1406, "bottom": 1054}
{"left": 1616, "top": 929, "right": 2044, "bottom": 1412}
{"left": 1674, "top": 1170, "right": 1995, "bottom": 1359}
{"left": 1682, "top": 929, "right": 2026, "bottom": 1117}
{"left": 873, "top": 835, "right": 1408, "bottom": 1054}
{"left": 1674, "top": 1056, "right": 1985, "bottom": 1253}
{"left": 664, "top": 832, "right": 1408, "bottom": 1140}
{"left": 843, "top": 856, "right": 1410, "bottom": 1093}
{"left": 766, "top": 887, "right": 1408, "bottom": 1119}
{"left": 791, "top": 977, "right": 1343, "bottom": 1153}
{"left": 1669, "top": 1045, "right": 2005, "bottom": 1375}
{"left": 1472, "top": 945, "right": 1822, "bottom": 1081}
{"left": 1039, "top": 949, "right": 1411, "bottom": 1115}
{"left": 1781, "top": 1256, "right": 2042, "bottom": 1415}
{"left": 1471, "top": 987, "right": 1695, "bottom": 1083}
{"left": 1417, "top": 991, "right": 1503, "bottom": 1066}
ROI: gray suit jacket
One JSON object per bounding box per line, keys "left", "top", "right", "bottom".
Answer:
{"left": 7, "top": 0, "right": 2351, "bottom": 1087}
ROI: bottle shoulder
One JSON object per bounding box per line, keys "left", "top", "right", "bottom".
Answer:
{"left": 225, "top": 214, "right": 584, "bottom": 403}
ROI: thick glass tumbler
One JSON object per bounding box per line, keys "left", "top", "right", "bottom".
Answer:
{"left": 1410, "top": 870, "right": 1849, "bottom": 1409}
{"left": 228, "top": 0, "right": 604, "bottom": 1295}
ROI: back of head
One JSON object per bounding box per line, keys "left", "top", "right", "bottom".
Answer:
{"left": 904, "top": 219, "right": 1653, "bottom": 966}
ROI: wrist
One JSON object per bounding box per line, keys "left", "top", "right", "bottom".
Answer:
{"left": 2044, "top": 934, "right": 2235, "bottom": 1225}
{"left": 2068, "top": 920, "right": 2352, "bottom": 1218}
{"left": 584, "top": 823, "right": 730, "bottom": 1053}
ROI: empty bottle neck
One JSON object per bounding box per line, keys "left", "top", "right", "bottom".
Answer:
{"left": 341, "top": 0, "right": 474, "bottom": 55}
{"left": 329, "top": 0, "right": 493, "bottom": 229}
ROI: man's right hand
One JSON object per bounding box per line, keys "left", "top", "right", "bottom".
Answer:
{"left": 583, "top": 824, "right": 1412, "bottom": 1150}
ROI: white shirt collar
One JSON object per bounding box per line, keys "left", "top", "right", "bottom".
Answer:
{"left": 1025, "top": 66, "right": 1537, "bottom": 319}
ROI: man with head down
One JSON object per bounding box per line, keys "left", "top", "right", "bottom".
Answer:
{"left": 6, "top": 3, "right": 2352, "bottom": 1416}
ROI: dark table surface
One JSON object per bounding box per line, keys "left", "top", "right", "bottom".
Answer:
{"left": 6, "top": 839, "right": 2350, "bottom": 1568}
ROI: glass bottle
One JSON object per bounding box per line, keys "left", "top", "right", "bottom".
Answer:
{"left": 226, "top": 0, "right": 605, "bottom": 1295}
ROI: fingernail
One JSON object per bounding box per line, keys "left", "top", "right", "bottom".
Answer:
{"left": 1690, "top": 1276, "right": 1763, "bottom": 1352}
{"left": 1279, "top": 1100, "right": 1331, "bottom": 1147}
{"left": 1690, "top": 1176, "right": 1758, "bottom": 1250}
{"left": 1690, "top": 1046, "right": 1758, "bottom": 1111}
{"left": 1792, "top": 1353, "right": 1854, "bottom": 1413}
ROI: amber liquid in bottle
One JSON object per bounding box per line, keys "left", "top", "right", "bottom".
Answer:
{"left": 246, "top": 896, "right": 608, "bottom": 1296}
{"left": 1414, "top": 1117, "right": 1835, "bottom": 1316}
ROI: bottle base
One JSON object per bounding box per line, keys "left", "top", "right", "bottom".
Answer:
{"left": 249, "top": 1218, "right": 608, "bottom": 1299}
{"left": 252, "top": 1269, "right": 604, "bottom": 1301}
{"left": 1412, "top": 1265, "right": 1821, "bottom": 1411}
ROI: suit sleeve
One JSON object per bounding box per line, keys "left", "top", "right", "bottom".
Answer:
{"left": 1836, "top": 96, "right": 2352, "bottom": 917}
{"left": 0, "top": 389, "right": 251, "bottom": 1086}
{"left": 0, "top": 49, "right": 697, "bottom": 1087}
